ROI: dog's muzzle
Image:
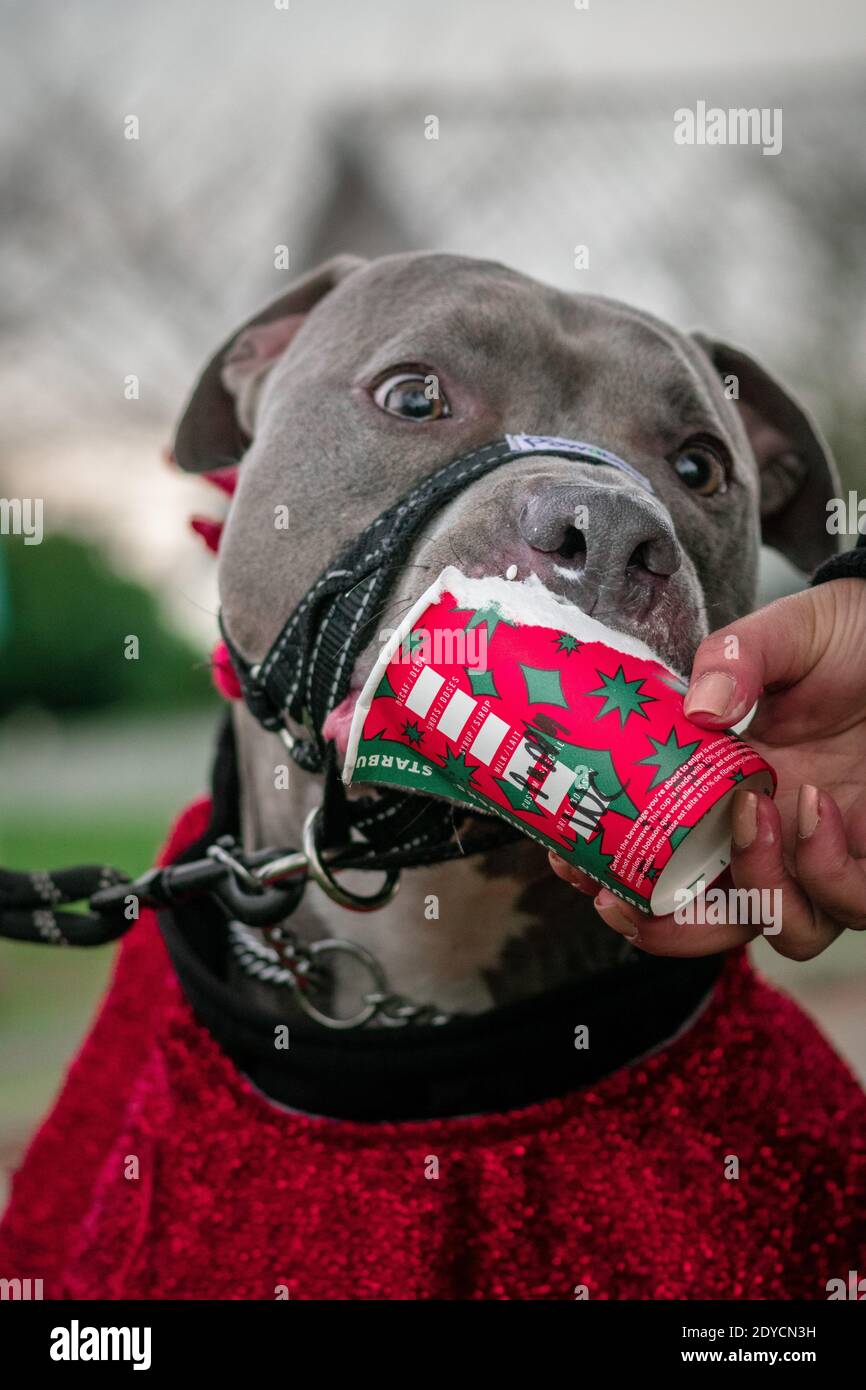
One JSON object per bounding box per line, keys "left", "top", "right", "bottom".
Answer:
{"left": 220, "top": 433, "right": 654, "bottom": 771}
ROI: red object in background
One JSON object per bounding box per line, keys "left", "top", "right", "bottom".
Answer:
{"left": 202, "top": 468, "right": 238, "bottom": 496}
{"left": 0, "top": 801, "right": 862, "bottom": 1300}
{"left": 191, "top": 516, "right": 224, "bottom": 553}
{"left": 189, "top": 467, "right": 238, "bottom": 554}
{"left": 211, "top": 640, "right": 242, "bottom": 700}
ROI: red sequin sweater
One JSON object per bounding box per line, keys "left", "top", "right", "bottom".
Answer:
{"left": 1, "top": 796, "right": 864, "bottom": 1300}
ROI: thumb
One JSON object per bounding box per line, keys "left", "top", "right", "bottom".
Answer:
{"left": 683, "top": 591, "right": 820, "bottom": 729}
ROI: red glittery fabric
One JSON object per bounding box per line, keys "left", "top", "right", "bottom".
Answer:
{"left": 1, "top": 798, "right": 864, "bottom": 1300}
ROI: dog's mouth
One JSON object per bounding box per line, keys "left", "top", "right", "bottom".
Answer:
{"left": 321, "top": 569, "right": 698, "bottom": 766}
{"left": 322, "top": 688, "right": 366, "bottom": 761}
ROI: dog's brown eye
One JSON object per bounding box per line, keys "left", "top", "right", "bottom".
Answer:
{"left": 672, "top": 444, "right": 727, "bottom": 496}
{"left": 373, "top": 372, "right": 449, "bottom": 421}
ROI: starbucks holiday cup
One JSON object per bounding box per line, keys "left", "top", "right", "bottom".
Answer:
{"left": 342, "top": 566, "right": 776, "bottom": 914}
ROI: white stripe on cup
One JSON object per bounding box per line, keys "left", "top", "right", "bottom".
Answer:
{"left": 405, "top": 665, "right": 445, "bottom": 717}
{"left": 536, "top": 760, "right": 577, "bottom": 813}
{"left": 502, "top": 740, "right": 539, "bottom": 789}
{"left": 436, "top": 688, "right": 476, "bottom": 741}
{"left": 468, "top": 712, "right": 510, "bottom": 765}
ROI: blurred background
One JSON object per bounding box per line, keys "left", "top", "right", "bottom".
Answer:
{"left": 1, "top": 0, "right": 865, "bottom": 1202}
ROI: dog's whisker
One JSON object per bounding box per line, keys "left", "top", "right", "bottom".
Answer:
{"left": 378, "top": 594, "right": 420, "bottom": 620}
{"left": 362, "top": 597, "right": 416, "bottom": 633}
{"left": 342, "top": 574, "right": 375, "bottom": 600}
{"left": 360, "top": 593, "right": 418, "bottom": 632}
{"left": 328, "top": 594, "right": 419, "bottom": 661}
{"left": 446, "top": 534, "right": 469, "bottom": 571}
{"left": 172, "top": 590, "right": 221, "bottom": 619}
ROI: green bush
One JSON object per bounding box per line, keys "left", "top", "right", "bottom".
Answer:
{"left": 0, "top": 533, "right": 212, "bottom": 715}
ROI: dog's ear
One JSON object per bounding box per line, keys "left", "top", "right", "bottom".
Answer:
{"left": 693, "top": 335, "right": 840, "bottom": 571}
{"left": 174, "top": 255, "right": 364, "bottom": 473}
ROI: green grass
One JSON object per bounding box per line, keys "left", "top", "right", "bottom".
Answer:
{"left": 0, "top": 814, "right": 168, "bottom": 877}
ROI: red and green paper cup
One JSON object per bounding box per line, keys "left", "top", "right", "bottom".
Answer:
{"left": 342, "top": 567, "right": 776, "bottom": 914}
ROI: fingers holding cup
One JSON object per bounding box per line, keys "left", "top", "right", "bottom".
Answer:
{"left": 729, "top": 788, "right": 842, "bottom": 960}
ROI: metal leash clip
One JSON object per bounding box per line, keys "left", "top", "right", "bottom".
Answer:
{"left": 209, "top": 807, "right": 400, "bottom": 922}
{"left": 88, "top": 806, "right": 401, "bottom": 930}
{"left": 205, "top": 840, "right": 307, "bottom": 925}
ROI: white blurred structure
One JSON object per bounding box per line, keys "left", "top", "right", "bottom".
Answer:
{"left": 2, "top": 0, "right": 865, "bottom": 641}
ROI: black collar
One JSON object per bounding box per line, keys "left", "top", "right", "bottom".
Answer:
{"left": 158, "top": 897, "right": 722, "bottom": 1121}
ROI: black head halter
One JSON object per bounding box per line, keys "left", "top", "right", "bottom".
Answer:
{"left": 219, "top": 432, "right": 653, "bottom": 774}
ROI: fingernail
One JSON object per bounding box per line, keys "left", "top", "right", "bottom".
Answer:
{"left": 548, "top": 850, "right": 573, "bottom": 878}
{"left": 731, "top": 790, "right": 757, "bottom": 849}
{"left": 596, "top": 900, "right": 641, "bottom": 942}
{"left": 797, "top": 784, "right": 820, "bottom": 839}
{"left": 549, "top": 851, "right": 595, "bottom": 894}
{"left": 684, "top": 671, "right": 736, "bottom": 720}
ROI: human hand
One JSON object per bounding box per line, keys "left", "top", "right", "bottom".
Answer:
{"left": 551, "top": 578, "right": 866, "bottom": 959}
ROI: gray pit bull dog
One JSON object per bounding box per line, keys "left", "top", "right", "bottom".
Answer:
{"left": 175, "top": 252, "right": 837, "bottom": 1019}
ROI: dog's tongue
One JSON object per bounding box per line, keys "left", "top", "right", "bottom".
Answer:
{"left": 322, "top": 692, "right": 359, "bottom": 759}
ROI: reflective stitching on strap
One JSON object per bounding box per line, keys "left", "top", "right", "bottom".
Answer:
{"left": 304, "top": 600, "right": 335, "bottom": 710}
{"left": 503, "top": 434, "right": 654, "bottom": 492}
{"left": 259, "top": 567, "right": 352, "bottom": 681}
{"left": 326, "top": 572, "right": 378, "bottom": 709}
{"left": 30, "top": 871, "right": 62, "bottom": 906}
{"left": 33, "top": 908, "right": 64, "bottom": 944}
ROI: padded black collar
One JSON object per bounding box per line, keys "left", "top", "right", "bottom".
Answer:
{"left": 159, "top": 896, "right": 722, "bottom": 1121}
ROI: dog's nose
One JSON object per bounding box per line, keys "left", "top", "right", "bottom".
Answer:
{"left": 516, "top": 476, "right": 681, "bottom": 614}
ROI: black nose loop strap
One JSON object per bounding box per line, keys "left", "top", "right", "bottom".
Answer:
{"left": 219, "top": 434, "right": 654, "bottom": 772}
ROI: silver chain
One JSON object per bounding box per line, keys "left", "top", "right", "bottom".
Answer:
{"left": 228, "top": 920, "right": 452, "bottom": 1031}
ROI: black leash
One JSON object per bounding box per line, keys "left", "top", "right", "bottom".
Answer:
{"left": 0, "top": 796, "right": 516, "bottom": 948}
{"left": 0, "top": 864, "right": 132, "bottom": 946}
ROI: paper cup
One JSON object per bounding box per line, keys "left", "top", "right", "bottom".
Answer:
{"left": 343, "top": 567, "right": 776, "bottom": 914}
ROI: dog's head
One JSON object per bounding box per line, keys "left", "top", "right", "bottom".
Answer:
{"left": 176, "top": 253, "right": 838, "bottom": 754}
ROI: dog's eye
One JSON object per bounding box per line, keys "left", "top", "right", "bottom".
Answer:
{"left": 672, "top": 443, "right": 727, "bottom": 496}
{"left": 373, "top": 371, "right": 450, "bottom": 421}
